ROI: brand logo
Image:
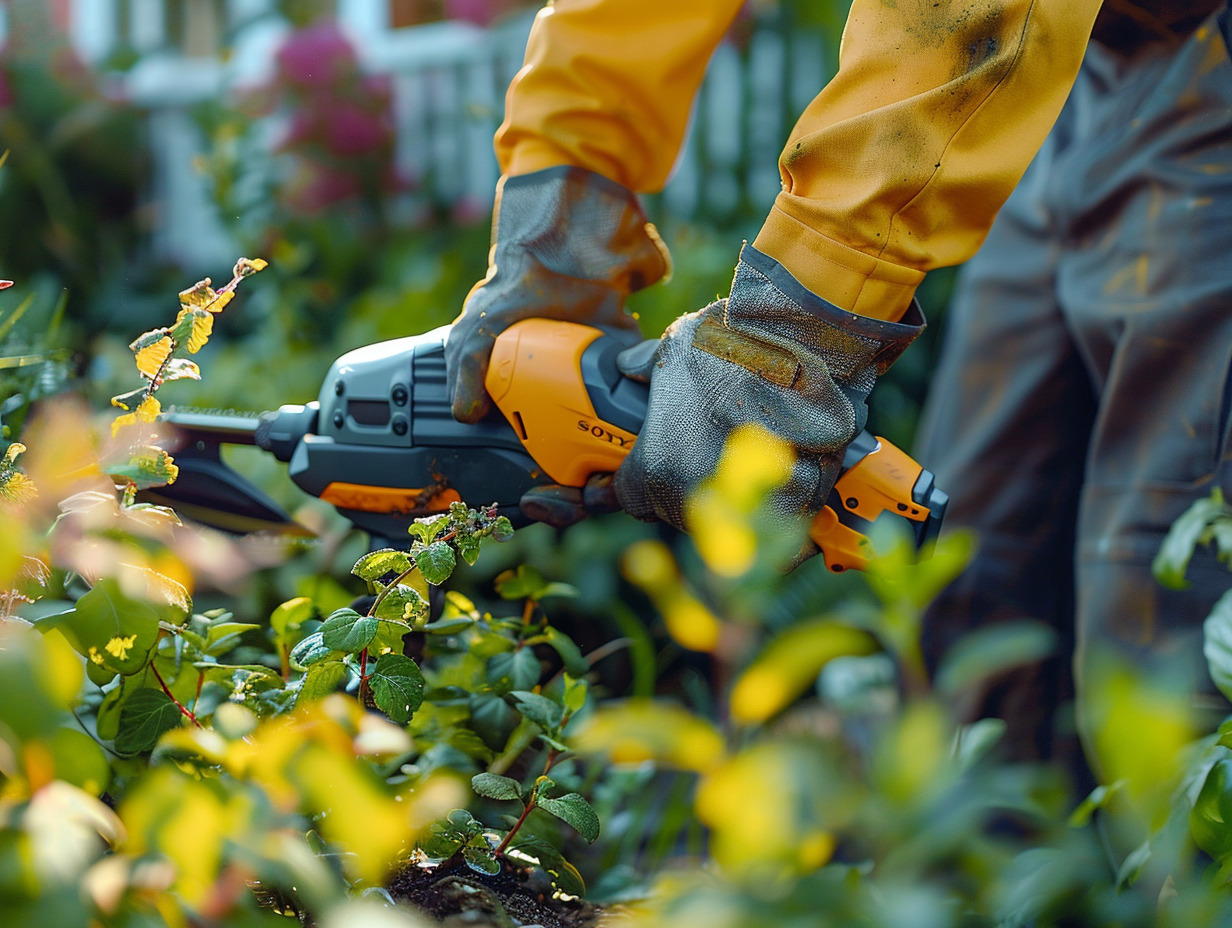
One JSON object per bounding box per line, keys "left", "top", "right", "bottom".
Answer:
{"left": 577, "top": 419, "right": 630, "bottom": 447}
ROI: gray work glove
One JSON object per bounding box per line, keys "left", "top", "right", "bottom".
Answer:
{"left": 446, "top": 166, "right": 671, "bottom": 423}
{"left": 613, "top": 245, "right": 924, "bottom": 552}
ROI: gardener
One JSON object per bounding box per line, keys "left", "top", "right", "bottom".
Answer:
{"left": 445, "top": 0, "right": 1232, "bottom": 772}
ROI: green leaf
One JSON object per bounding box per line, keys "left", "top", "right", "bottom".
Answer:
{"left": 374, "top": 585, "right": 428, "bottom": 625}
{"left": 561, "top": 674, "right": 588, "bottom": 715}
{"left": 536, "top": 793, "right": 600, "bottom": 844}
{"left": 115, "top": 689, "right": 184, "bottom": 754}
{"left": 1191, "top": 758, "right": 1232, "bottom": 861}
{"left": 422, "top": 616, "right": 474, "bottom": 635}
{"left": 1069, "top": 780, "right": 1126, "bottom": 828}
{"left": 539, "top": 627, "right": 587, "bottom": 677}
{"left": 456, "top": 533, "right": 481, "bottom": 567}
{"left": 471, "top": 772, "right": 523, "bottom": 802}
{"left": 494, "top": 565, "right": 548, "bottom": 601}
{"left": 469, "top": 694, "right": 519, "bottom": 750}
{"left": 487, "top": 649, "right": 541, "bottom": 694}
{"left": 203, "top": 621, "right": 261, "bottom": 656}
{"left": 463, "top": 847, "right": 501, "bottom": 876}
{"left": 352, "top": 548, "right": 413, "bottom": 582}
{"left": 422, "top": 831, "right": 464, "bottom": 860}
{"left": 951, "top": 718, "right": 1006, "bottom": 772}
{"left": 297, "top": 661, "right": 349, "bottom": 705}
{"left": 416, "top": 542, "right": 456, "bottom": 586}
{"left": 290, "top": 631, "right": 337, "bottom": 668}
{"left": 491, "top": 517, "right": 515, "bottom": 543}
{"left": 409, "top": 516, "right": 449, "bottom": 544}
{"left": 1204, "top": 590, "right": 1232, "bottom": 703}
{"left": 50, "top": 578, "right": 164, "bottom": 675}
{"left": 1154, "top": 489, "right": 1230, "bottom": 590}
{"left": 369, "top": 654, "right": 426, "bottom": 724}
{"left": 320, "top": 608, "right": 379, "bottom": 653}
{"left": 270, "top": 597, "right": 314, "bottom": 644}
{"left": 510, "top": 691, "right": 564, "bottom": 733}
{"left": 935, "top": 621, "right": 1057, "bottom": 699}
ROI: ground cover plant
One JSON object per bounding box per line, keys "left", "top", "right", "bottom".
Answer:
{"left": 4, "top": 260, "right": 1232, "bottom": 928}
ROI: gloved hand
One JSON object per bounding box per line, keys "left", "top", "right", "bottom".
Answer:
{"left": 446, "top": 166, "right": 671, "bottom": 423}
{"left": 613, "top": 245, "right": 924, "bottom": 554}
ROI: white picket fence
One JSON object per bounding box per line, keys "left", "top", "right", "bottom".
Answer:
{"left": 23, "top": 2, "right": 834, "bottom": 267}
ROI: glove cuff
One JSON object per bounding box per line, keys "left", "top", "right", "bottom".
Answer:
{"left": 729, "top": 245, "right": 925, "bottom": 374}
{"left": 494, "top": 167, "right": 672, "bottom": 295}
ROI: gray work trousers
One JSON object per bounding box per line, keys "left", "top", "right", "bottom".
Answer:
{"left": 916, "top": 6, "right": 1232, "bottom": 782}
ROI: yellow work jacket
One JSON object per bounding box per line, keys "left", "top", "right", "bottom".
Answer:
{"left": 496, "top": 0, "right": 1104, "bottom": 320}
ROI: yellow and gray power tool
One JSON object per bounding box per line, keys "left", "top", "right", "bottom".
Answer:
{"left": 155, "top": 320, "right": 946, "bottom": 572}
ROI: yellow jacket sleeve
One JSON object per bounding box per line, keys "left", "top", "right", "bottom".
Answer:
{"left": 498, "top": 0, "right": 1104, "bottom": 320}
{"left": 496, "top": 0, "right": 745, "bottom": 191}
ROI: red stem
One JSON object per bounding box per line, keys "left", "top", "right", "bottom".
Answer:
{"left": 151, "top": 664, "right": 203, "bottom": 728}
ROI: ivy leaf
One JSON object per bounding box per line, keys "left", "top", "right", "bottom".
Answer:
{"left": 510, "top": 691, "right": 564, "bottom": 733}
{"left": 320, "top": 608, "right": 379, "bottom": 653}
{"left": 536, "top": 793, "right": 600, "bottom": 844}
{"left": 297, "top": 660, "right": 349, "bottom": 706}
{"left": 353, "top": 548, "right": 413, "bottom": 582}
{"left": 415, "top": 542, "right": 456, "bottom": 586}
{"left": 471, "top": 772, "right": 523, "bottom": 802}
{"left": 115, "top": 689, "right": 183, "bottom": 754}
{"left": 49, "top": 578, "right": 163, "bottom": 676}
{"left": 369, "top": 654, "right": 425, "bottom": 724}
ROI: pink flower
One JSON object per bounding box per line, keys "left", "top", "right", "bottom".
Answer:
{"left": 275, "top": 22, "right": 359, "bottom": 90}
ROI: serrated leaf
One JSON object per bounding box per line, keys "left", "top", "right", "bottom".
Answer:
{"left": 374, "top": 585, "right": 427, "bottom": 624}
{"left": 297, "top": 660, "right": 348, "bottom": 705}
{"left": 409, "top": 516, "right": 448, "bottom": 544}
{"left": 290, "top": 631, "right": 337, "bottom": 668}
{"left": 415, "top": 542, "right": 456, "bottom": 586}
{"left": 463, "top": 847, "right": 501, "bottom": 876}
{"left": 471, "top": 772, "right": 523, "bottom": 801}
{"left": 487, "top": 649, "right": 541, "bottom": 694}
{"left": 456, "top": 533, "right": 481, "bottom": 566}
{"left": 107, "top": 445, "right": 179, "bottom": 490}
{"left": 115, "top": 689, "right": 183, "bottom": 754}
{"left": 320, "top": 608, "right": 378, "bottom": 653}
{"left": 134, "top": 336, "right": 173, "bottom": 380}
{"left": 536, "top": 793, "right": 600, "bottom": 844}
{"left": 353, "top": 548, "right": 413, "bottom": 582}
{"left": 511, "top": 691, "right": 564, "bottom": 733}
{"left": 369, "top": 654, "right": 425, "bottom": 724}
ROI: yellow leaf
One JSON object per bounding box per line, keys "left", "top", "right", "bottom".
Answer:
{"left": 134, "top": 337, "right": 172, "bottom": 381}
{"left": 729, "top": 619, "right": 878, "bottom": 725}
{"left": 205, "top": 289, "right": 233, "bottom": 314}
{"left": 573, "top": 699, "right": 726, "bottom": 773}
{"left": 233, "top": 256, "right": 268, "bottom": 277}
{"left": 175, "top": 308, "right": 213, "bottom": 353}
{"left": 662, "top": 591, "right": 721, "bottom": 653}
{"left": 3, "top": 442, "right": 25, "bottom": 465}
{"left": 177, "top": 278, "right": 216, "bottom": 310}
{"left": 110, "top": 396, "right": 161, "bottom": 438}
